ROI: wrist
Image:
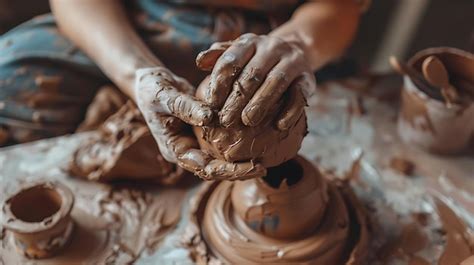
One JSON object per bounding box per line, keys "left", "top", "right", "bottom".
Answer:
{"left": 270, "top": 32, "right": 316, "bottom": 69}
{"left": 134, "top": 66, "right": 169, "bottom": 99}
{"left": 109, "top": 48, "right": 163, "bottom": 100}
{"left": 272, "top": 32, "right": 307, "bottom": 53}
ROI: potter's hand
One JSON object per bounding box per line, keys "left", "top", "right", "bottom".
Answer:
{"left": 196, "top": 33, "right": 315, "bottom": 130}
{"left": 135, "top": 67, "right": 267, "bottom": 180}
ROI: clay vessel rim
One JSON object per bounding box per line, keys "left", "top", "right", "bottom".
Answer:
{"left": 403, "top": 76, "right": 467, "bottom": 110}
{"left": 1, "top": 181, "right": 74, "bottom": 233}
{"left": 405, "top": 47, "right": 474, "bottom": 107}
{"left": 408, "top": 47, "right": 474, "bottom": 66}
{"left": 255, "top": 156, "right": 322, "bottom": 194}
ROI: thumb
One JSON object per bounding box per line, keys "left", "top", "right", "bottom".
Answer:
{"left": 196, "top": 41, "right": 232, "bottom": 71}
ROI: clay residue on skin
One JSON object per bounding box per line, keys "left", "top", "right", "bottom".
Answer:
{"left": 193, "top": 77, "right": 307, "bottom": 168}
{"left": 1, "top": 184, "right": 187, "bottom": 264}
{"left": 435, "top": 197, "right": 474, "bottom": 265}
{"left": 68, "top": 101, "right": 184, "bottom": 184}
{"left": 182, "top": 156, "right": 371, "bottom": 264}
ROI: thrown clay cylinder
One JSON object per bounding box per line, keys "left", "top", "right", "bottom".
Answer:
{"left": 193, "top": 76, "right": 307, "bottom": 168}
{"left": 398, "top": 47, "right": 474, "bottom": 154}
{"left": 196, "top": 155, "right": 370, "bottom": 264}
{"left": 1, "top": 182, "right": 74, "bottom": 259}
{"left": 231, "top": 156, "right": 329, "bottom": 239}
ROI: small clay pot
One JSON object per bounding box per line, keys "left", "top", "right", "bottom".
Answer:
{"left": 398, "top": 47, "right": 474, "bottom": 154}
{"left": 231, "top": 156, "right": 329, "bottom": 239}
{"left": 1, "top": 182, "right": 74, "bottom": 259}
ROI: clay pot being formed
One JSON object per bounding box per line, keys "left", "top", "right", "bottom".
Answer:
{"left": 1, "top": 182, "right": 74, "bottom": 259}
{"left": 193, "top": 76, "right": 307, "bottom": 167}
{"left": 398, "top": 47, "right": 474, "bottom": 154}
{"left": 197, "top": 155, "right": 371, "bottom": 264}
{"left": 231, "top": 155, "right": 329, "bottom": 239}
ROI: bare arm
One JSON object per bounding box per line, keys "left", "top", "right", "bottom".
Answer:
{"left": 50, "top": 0, "right": 265, "bottom": 180}
{"left": 271, "top": 0, "right": 361, "bottom": 70}
{"left": 50, "top": 0, "right": 161, "bottom": 99}
{"left": 197, "top": 0, "right": 362, "bottom": 129}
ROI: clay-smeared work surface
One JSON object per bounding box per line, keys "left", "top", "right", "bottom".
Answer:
{"left": 1, "top": 75, "right": 474, "bottom": 264}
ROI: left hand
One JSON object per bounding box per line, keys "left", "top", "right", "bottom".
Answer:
{"left": 134, "top": 67, "right": 267, "bottom": 181}
{"left": 196, "top": 33, "right": 316, "bottom": 130}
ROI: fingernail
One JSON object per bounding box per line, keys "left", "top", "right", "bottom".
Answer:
{"left": 242, "top": 105, "right": 264, "bottom": 126}
{"left": 219, "top": 109, "right": 237, "bottom": 128}
{"left": 207, "top": 79, "right": 222, "bottom": 108}
{"left": 232, "top": 163, "right": 267, "bottom": 180}
{"left": 219, "top": 112, "right": 231, "bottom": 127}
{"left": 277, "top": 118, "right": 289, "bottom": 131}
{"left": 178, "top": 149, "right": 208, "bottom": 171}
{"left": 195, "top": 107, "right": 213, "bottom": 126}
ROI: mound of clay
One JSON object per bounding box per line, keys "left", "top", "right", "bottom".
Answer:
{"left": 193, "top": 77, "right": 307, "bottom": 168}
{"left": 68, "top": 101, "right": 184, "bottom": 184}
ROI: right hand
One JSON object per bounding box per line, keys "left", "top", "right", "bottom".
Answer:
{"left": 134, "top": 67, "right": 267, "bottom": 180}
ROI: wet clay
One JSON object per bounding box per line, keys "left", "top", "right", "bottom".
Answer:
{"left": 230, "top": 157, "right": 329, "bottom": 239}
{"left": 389, "top": 157, "right": 416, "bottom": 176}
{"left": 435, "top": 197, "right": 474, "bottom": 265}
{"left": 68, "top": 101, "right": 184, "bottom": 184}
{"left": 377, "top": 222, "right": 428, "bottom": 263}
{"left": 193, "top": 76, "right": 307, "bottom": 168}
{"left": 76, "top": 85, "right": 128, "bottom": 132}
{"left": 1, "top": 181, "right": 188, "bottom": 264}
{"left": 183, "top": 156, "right": 371, "bottom": 264}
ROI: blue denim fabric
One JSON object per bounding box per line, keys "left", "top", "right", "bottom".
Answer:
{"left": 0, "top": 1, "right": 274, "bottom": 143}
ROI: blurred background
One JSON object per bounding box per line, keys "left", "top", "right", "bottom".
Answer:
{"left": 1, "top": 0, "right": 473, "bottom": 74}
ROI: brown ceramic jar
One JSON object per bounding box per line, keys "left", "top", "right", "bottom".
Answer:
{"left": 398, "top": 47, "right": 474, "bottom": 154}
{"left": 1, "top": 182, "right": 74, "bottom": 259}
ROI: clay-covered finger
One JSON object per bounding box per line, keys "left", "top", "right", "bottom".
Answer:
{"left": 207, "top": 35, "right": 257, "bottom": 108}
{"left": 276, "top": 79, "right": 307, "bottom": 131}
{"left": 219, "top": 51, "right": 280, "bottom": 127}
{"left": 242, "top": 60, "right": 302, "bottom": 127}
{"left": 196, "top": 41, "right": 232, "bottom": 71}
{"left": 178, "top": 148, "right": 267, "bottom": 181}
{"left": 155, "top": 88, "right": 213, "bottom": 126}
{"left": 149, "top": 115, "right": 198, "bottom": 163}
{"left": 203, "top": 160, "right": 267, "bottom": 181}
{"left": 296, "top": 72, "right": 317, "bottom": 99}
{"left": 136, "top": 68, "right": 213, "bottom": 126}
{"left": 177, "top": 148, "right": 213, "bottom": 178}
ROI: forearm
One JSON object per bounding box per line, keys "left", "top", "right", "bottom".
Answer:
{"left": 271, "top": 0, "right": 361, "bottom": 70}
{"left": 50, "top": 0, "right": 161, "bottom": 99}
